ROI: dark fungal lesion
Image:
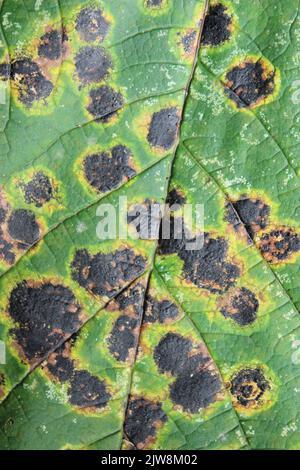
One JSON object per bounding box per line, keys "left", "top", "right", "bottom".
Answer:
{"left": 38, "top": 28, "right": 68, "bottom": 61}
{"left": 75, "top": 46, "right": 111, "bottom": 85}
{"left": 230, "top": 368, "right": 270, "bottom": 408}
{"left": 7, "top": 209, "right": 40, "bottom": 246}
{"left": 71, "top": 248, "right": 147, "bottom": 298}
{"left": 258, "top": 227, "right": 300, "bottom": 264}
{"left": 166, "top": 188, "right": 186, "bottom": 209}
{"left": 75, "top": 6, "right": 110, "bottom": 43}
{"left": 218, "top": 286, "right": 259, "bottom": 326}
{"left": 227, "top": 197, "right": 270, "bottom": 239}
{"left": 8, "top": 281, "right": 84, "bottom": 365}
{"left": 158, "top": 215, "right": 240, "bottom": 294}
{"left": 127, "top": 199, "right": 161, "bottom": 240}
{"left": 153, "top": 333, "right": 222, "bottom": 413}
{"left": 144, "top": 295, "right": 180, "bottom": 324}
{"left": 87, "top": 85, "right": 124, "bottom": 122}
{"left": 19, "top": 172, "right": 54, "bottom": 208}
{"left": 202, "top": 3, "right": 233, "bottom": 46}
{"left": 124, "top": 397, "right": 167, "bottom": 450}
{"left": 147, "top": 107, "right": 180, "bottom": 150}
{"left": 224, "top": 59, "right": 276, "bottom": 109}
{"left": 46, "top": 341, "right": 111, "bottom": 410}
{"left": 83, "top": 145, "right": 136, "bottom": 193}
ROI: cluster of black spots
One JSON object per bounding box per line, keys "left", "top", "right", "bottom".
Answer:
{"left": 84, "top": 145, "right": 135, "bottom": 193}
{"left": 181, "top": 30, "right": 197, "bottom": 54}
{"left": 147, "top": 107, "right": 180, "bottom": 150}
{"left": 127, "top": 199, "right": 161, "bottom": 240}
{"left": 158, "top": 216, "right": 240, "bottom": 294}
{"left": 224, "top": 60, "right": 275, "bottom": 108}
{"left": 166, "top": 188, "right": 186, "bottom": 209}
{"left": 7, "top": 209, "right": 40, "bottom": 246}
{"left": 0, "top": 63, "right": 11, "bottom": 80}
{"left": 75, "top": 46, "right": 111, "bottom": 85}
{"left": 87, "top": 85, "right": 124, "bottom": 122}
{"left": 230, "top": 368, "right": 269, "bottom": 408}
{"left": 144, "top": 296, "right": 179, "bottom": 324}
{"left": 20, "top": 172, "right": 53, "bottom": 208}
{"left": 71, "top": 248, "right": 147, "bottom": 298}
{"left": 8, "top": 281, "right": 83, "bottom": 363}
{"left": 108, "top": 284, "right": 145, "bottom": 362}
{"left": 231, "top": 198, "right": 270, "bottom": 239}
{"left": 38, "top": 29, "right": 66, "bottom": 60}
{"left": 202, "top": 3, "right": 232, "bottom": 46}
{"left": 76, "top": 6, "right": 110, "bottom": 43}
{"left": 154, "top": 333, "right": 221, "bottom": 413}
{"left": 10, "top": 59, "right": 53, "bottom": 107}
{"left": 47, "top": 345, "right": 110, "bottom": 409}
{"left": 258, "top": 227, "right": 300, "bottom": 264}
{"left": 219, "top": 287, "right": 259, "bottom": 326}
{"left": 124, "top": 397, "right": 167, "bottom": 449}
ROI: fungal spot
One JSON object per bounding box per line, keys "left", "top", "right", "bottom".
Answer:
{"left": 224, "top": 59, "right": 275, "bottom": 109}
{"left": 230, "top": 368, "right": 269, "bottom": 408}
{"left": 154, "top": 332, "right": 193, "bottom": 375}
{"left": 158, "top": 216, "right": 240, "bottom": 293}
{"left": 147, "top": 107, "right": 180, "bottom": 150}
{"left": 124, "top": 397, "right": 167, "bottom": 450}
{"left": 76, "top": 6, "right": 110, "bottom": 43}
{"left": 8, "top": 281, "right": 83, "bottom": 363}
{"left": 84, "top": 145, "right": 136, "bottom": 193}
{"left": 166, "top": 188, "right": 186, "bottom": 209}
{"left": 69, "top": 370, "right": 110, "bottom": 409}
{"left": 46, "top": 342, "right": 75, "bottom": 382}
{"left": 10, "top": 59, "right": 53, "bottom": 107}
{"left": 202, "top": 3, "right": 232, "bottom": 46}
{"left": 146, "top": 0, "right": 163, "bottom": 7}
{"left": 181, "top": 30, "right": 197, "bottom": 55}
{"left": 218, "top": 287, "right": 259, "bottom": 326}
{"left": 108, "top": 283, "right": 145, "bottom": 362}
{"left": 20, "top": 172, "right": 53, "bottom": 208}
{"left": 87, "top": 85, "right": 124, "bottom": 122}
{"left": 258, "top": 227, "right": 300, "bottom": 264}
{"left": 144, "top": 296, "right": 179, "bottom": 324}
{"left": 231, "top": 198, "right": 270, "bottom": 239}
{"left": 38, "top": 29, "right": 65, "bottom": 60}
{"left": 71, "top": 248, "right": 147, "bottom": 298}
{"left": 75, "top": 46, "right": 111, "bottom": 85}
{"left": 170, "top": 367, "right": 222, "bottom": 413}
{"left": 127, "top": 199, "right": 161, "bottom": 240}
{"left": 0, "top": 63, "right": 10, "bottom": 80}
{"left": 7, "top": 209, "right": 40, "bottom": 246}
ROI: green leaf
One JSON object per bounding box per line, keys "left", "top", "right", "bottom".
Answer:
{"left": 0, "top": 0, "right": 300, "bottom": 450}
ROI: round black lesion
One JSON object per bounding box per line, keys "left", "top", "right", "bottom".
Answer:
{"left": 71, "top": 248, "right": 147, "bottom": 298}
{"left": 230, "top": 368, "right": 269, "bottom": 407}
{"left": 75, "top": 6, "right": 110, "bottom": 43}
{"left": 7, "top": 209, "right": 40, "bottom": 246}
{"left": 10, "top": 58, "right": 54, "bottom": 107}
{"left": 230, "top": 198, "right": 270, "bottom": 239}
{"left": 258, "top": 227, "right": 300, "bottom": 264}
{"left": 75, "top": 46, "right": 111, "bottom": 85}
{"left": 146, "top": 0, "right": 163, "bottom": 7}
{"left": 147, "top": 107, "right": 180, "bottom": 150}
{"left": 166, "top": 188, "right": 186, "bottom": 209}
{"left": 8, "top": 281, "right": 83, "bottom": 363}
{"left": 87, "top": 85, "right": 124, "bottom": 122}
{"left": 154, "top": 332, "right": 193, "bottom": 375}
{"left": 224, "top": 59, "right": 276, "bottom": 108}
{"left": 219, "top": 287, "right": 259, "bottom": 326}
{"left": 20, "top": 172, "right": 54, "bottom": 208}
{"left": 108, "top": 315, "right": 139, "bottom": 362}
{"left": 83, "top": 145, "right": 136, "bottom": 193}
{"left": 38, "top": 29, "right": 65, "bottom": 60}
{"left": 202, "top": 3, "right": 232, "bottom": 46}
{"left": 124, "top": 397, "right": 167, "bottom": 449}
{"left": 144, "top": 296, "right": 179, "bottom": 324}
{"left": 68, "top": 370, "right": 110, "bottom": 409}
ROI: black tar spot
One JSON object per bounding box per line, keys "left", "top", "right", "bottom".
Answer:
{"left": 0, "top": 63, "right": 11, "bottom": 80}
{"left": 75, "top": 46, "right": 111, "bottom": 85}
{"left": 147, "top": 107, "right": 179, "bottom": 150}
{"left": 146, "top": 0, "right": 163, "bottom": 6}
{"left": 38, "top": 29, "right": 64, "bottom": 60}
{"left": 84, "top": 145, "right": 135, "bottom": 193}
{"left": 47, "top": 346, "right": 75, "bottom": 382}
{"left": 124, "top": 397, "right": 167, "bottom": 449}
{"left": 258, "top": 227, "right": 300, "bottom": 263}
{"left": 0, "top": 229, "right": 15, "bottom": 264}
{"left": 127, "top": 199, "right": 161, "bottom": 240}
{"left": 158, "top": 216, "right": 240, "bottom": 294}
{"left": 76, "top": 7, "right": 110, "bottom": 43}
{"left": 108, "top": 315, "right": 139, "bottom": 362}
{"left": 231, "top": 198, "right": 270, "bottom": 239}
{"left": 21, "top": 172, "right": 53, "bottom": 208}
{"left": 166, "top": 188, "right": 186, "bottom": 209}
{"left": 225, "top": 60, "right": 275, "bottom": 108}
{"left": 9, "top": 282, "right": 82, "bottom": 362}
{"left": 10, "top": 59, "right": 53, "bottom": 107}
{"left": 154, "top": 332, "right": 192, "bottom": 375}
{"left": 7, "top": 209, "right": 40, "bottom": 246}
{"left": 202, "top": 3, "right": 232, "bottom": 46}
{"left": 71, "top": 248, "right": 147, "bottom": 298}
{"left": 144, "top": 296, "right": 179, "bottom": 324}
{"left": 219, "top": 287, "right": 259, "bottom": 326}
{"left": 230, "top": 368, "right": 269, "bottom": 407}
{"left": 69, "top": 370, "right": 110, "bottom": 409}
{"left": 87, "top": 85, "right": 124, "bottom": 122}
